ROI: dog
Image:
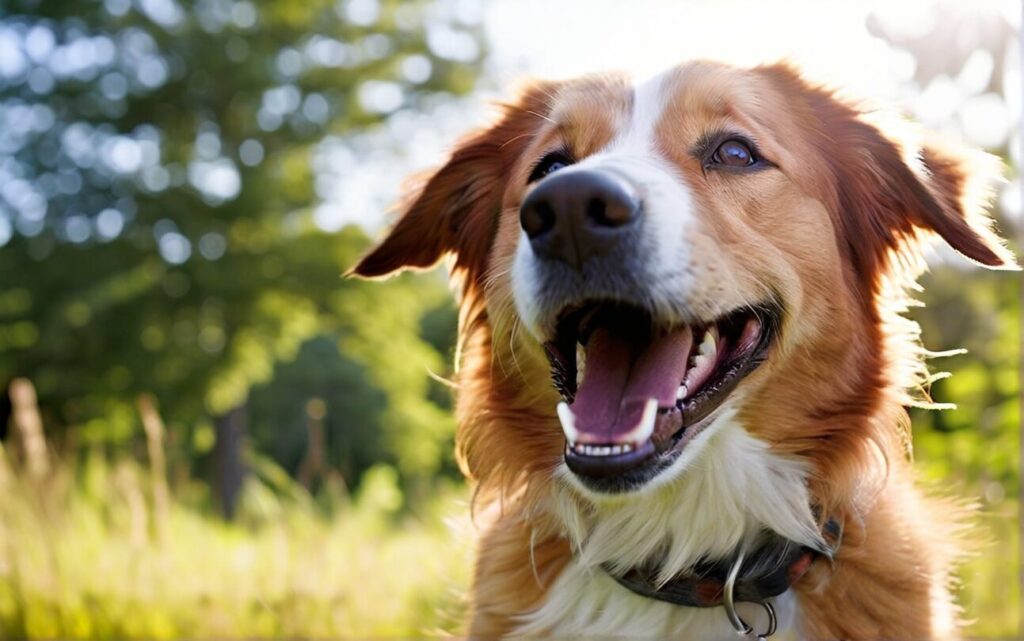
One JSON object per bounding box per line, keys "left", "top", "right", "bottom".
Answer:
{"left": 351, "top": 61, "right": 1018, "bottom": 640}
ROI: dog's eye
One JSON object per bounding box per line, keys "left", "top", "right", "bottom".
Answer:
{"left": 528, "top": 152, "right": 573, "bottom": 183}
{"left": 711, "top": 139, "right": 756, "bottom": 168}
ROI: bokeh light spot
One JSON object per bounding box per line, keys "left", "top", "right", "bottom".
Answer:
{"left": 158, "top": 231, "right": 192, "bottom": 264}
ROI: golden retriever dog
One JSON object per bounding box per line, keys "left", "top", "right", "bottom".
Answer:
{"left": 351, "top": 61, "right": 1017, "bottom": 640}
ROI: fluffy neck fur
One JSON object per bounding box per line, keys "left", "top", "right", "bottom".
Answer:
{"left": 455, "top": 254, "right": 965, "bottom": 640}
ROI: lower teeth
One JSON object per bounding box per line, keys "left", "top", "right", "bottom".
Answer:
{"left": 571, "top": 442, "right": 634, "bottom": 456}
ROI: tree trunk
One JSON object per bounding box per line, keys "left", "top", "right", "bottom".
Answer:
{"left": 9, "top": 378, "right": 49, "bottom": 481}
{"left": 137, "top": 394, "right": 171, "bottom": 534}
{"left": 296, "top": 397, "right": 327, "bottom": 490}
{"left": 213, "top": 404, "right": 246, "bottom": 520}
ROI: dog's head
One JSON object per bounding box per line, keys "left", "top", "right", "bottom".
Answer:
{"left": 352, "top": 61, "right": 1016, "bottom": 500}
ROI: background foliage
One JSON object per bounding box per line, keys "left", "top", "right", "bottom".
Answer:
{"left": 0, "top": 0, "right": 1019, "bottom": 638}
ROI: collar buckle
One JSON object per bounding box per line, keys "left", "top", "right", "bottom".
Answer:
{"left": 724, "top": 546, "right": 778, "bottom": 639}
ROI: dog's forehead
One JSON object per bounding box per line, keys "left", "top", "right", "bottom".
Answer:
{"left": 548, "top": 63, "right": 770, "bottom": 156}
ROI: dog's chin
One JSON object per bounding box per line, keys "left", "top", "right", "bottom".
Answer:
{"left": 543, "top": 300, "right": 780, "bottom": 494}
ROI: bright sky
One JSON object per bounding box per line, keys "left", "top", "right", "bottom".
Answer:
{"left": 487, "top": 0, "right": 896, "bottom": 94}
{"left": 322, "top": 0, "right": 1021, "bottom": 233}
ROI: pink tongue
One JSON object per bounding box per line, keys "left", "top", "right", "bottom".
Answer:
{"left": 569, "top": 325, "right": 693, "bottom": 443}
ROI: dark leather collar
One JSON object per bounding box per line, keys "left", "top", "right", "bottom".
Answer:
{"left": 604, "top": 518, "right": 842, "bottom": 609}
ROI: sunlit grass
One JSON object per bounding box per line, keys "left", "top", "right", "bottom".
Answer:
{"left": 0, "top": 449, "right": 473, "bottom": 640}
{"left": 0, "top": 441, "right": 1017, "bottom": 639}
{"left": 958, "top": 503, "right": 1019, "bottom": 638}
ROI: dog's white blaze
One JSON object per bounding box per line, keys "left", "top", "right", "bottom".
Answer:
{"left": 513, "top": 413, "right": 821, "bottom": 639}
{"left": 612, "top": 71, "right": 668, "bottom": 155}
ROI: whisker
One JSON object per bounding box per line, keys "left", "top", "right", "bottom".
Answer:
{"left": 500, "top": 131, "right": 538, "bottom": 150}
{"left": 525, "top": 109, "right": 556, "bottom": 125}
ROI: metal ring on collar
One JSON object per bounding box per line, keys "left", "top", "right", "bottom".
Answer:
{"left": 723, "top": 548, "right": 778, "bottom": 639}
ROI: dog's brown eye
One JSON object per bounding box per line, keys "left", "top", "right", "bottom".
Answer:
{"left": 528, "top": 152, "right": 573, "bottom": 183}
{"left": 712, "top": 139, "right": 756, "bottom": 167}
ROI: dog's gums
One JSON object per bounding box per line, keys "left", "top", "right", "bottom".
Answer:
{"left": 544, "top": 302, "right": 779, "bottom": 489}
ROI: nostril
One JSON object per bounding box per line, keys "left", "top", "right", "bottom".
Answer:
{"left": 521, "top": 201, "right": 556, "bottom": 239}
{"left": 585, "top": 198, "right": 607, "bottom": 226}
{"left": 587, "top": 193, "right": 636, "bottom": 228}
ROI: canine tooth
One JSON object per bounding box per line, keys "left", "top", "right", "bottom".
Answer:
{"left": 557, "top": 402, "right": 580, "bottom": 443}
{"left": 622, "top": 443, "right": 633, "bottom": 453}
{"left": 619, "top": 398, "right": 658, "bottom": 445}
{"left": 698, "top": 331, "right": 716, "bottom": 358}
{"left": 676, "top": 384, "right": 688, "bottom": 400}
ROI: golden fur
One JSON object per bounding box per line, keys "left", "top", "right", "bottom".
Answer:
{"left": 352, "top": 61, "right": 1017, "bottom": 640}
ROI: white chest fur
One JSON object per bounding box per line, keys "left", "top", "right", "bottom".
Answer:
{"left": 512, "top": 412, "right": 820, "bottom": 639}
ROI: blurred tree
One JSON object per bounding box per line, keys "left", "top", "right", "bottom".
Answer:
{"left": 0, "top": 0, "right": 480, "bottom": 513}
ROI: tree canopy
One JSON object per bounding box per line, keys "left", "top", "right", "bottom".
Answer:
{"left": 0, "top": 0, "right": 479, "bottom": 493}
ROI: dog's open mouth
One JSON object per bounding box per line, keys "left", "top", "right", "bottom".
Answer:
{"left": 543, "top": 301, "right": 779, "bottom": 489}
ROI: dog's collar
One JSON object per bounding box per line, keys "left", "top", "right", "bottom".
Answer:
{"left": 604, "top": 517, "right": 842, "bottom": 618}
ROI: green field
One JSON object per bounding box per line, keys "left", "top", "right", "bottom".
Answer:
{"left": 0, "top": 442, "right": 1017, "bottom": 639}
{"left": 0, "top": 451, "right": 473, "bottom": 639}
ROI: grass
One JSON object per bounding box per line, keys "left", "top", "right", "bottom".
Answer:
{"left": 958, "top": 502, "right": 1019, "bottom": 638}
{"left": 0, "top": 442, "right": 1017, "bottom": 639}
{"left": 0, "top": 449, "right": 473, "bottom": 639}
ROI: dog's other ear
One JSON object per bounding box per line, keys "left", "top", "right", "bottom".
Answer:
{"left": 760, "top": 63, "right": 1018, "bottom": 277}
{"left": 349, "top": 82, "right": 558, "bottom": 281}
{"left": 912, "top": 138, "right": 1017, "bottom": 269}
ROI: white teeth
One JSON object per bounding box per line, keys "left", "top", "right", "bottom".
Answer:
{"left": 562, "top": 398, "right": 655, "bottom": 457}
{"left": 576, "top": 343, "right": 586, "bottom": 389}
{"left": 557, "top": 402, "right": 579, "bottom": 443}
{"left": 676, "top": 384, "right": 688, "bottom": 400}
{"left": 572, "top": 442, "right": 635, "bottom": 457}
{"left": 618, "top": 397, "right": 658, "bottom": 445}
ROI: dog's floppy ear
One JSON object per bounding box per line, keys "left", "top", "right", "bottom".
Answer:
{"left": 761, "top": 63, "right": 1017, "bottom": 277}
{"left": 912, "top": 138, "right": 1017, "bottom": 269}
{"left": 349, "top": 82, "right": 559, "bottom": 281}
{"left": 864, "top": 128, "right": 1018, "bottom": 270}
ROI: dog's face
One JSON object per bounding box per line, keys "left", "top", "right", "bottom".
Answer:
{"left": 353, "top": 61, "right": 1014, "bottom": 497}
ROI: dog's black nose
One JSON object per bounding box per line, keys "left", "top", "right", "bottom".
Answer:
{"left": 520, "top": 170, "right": 640, "bottom": 268}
